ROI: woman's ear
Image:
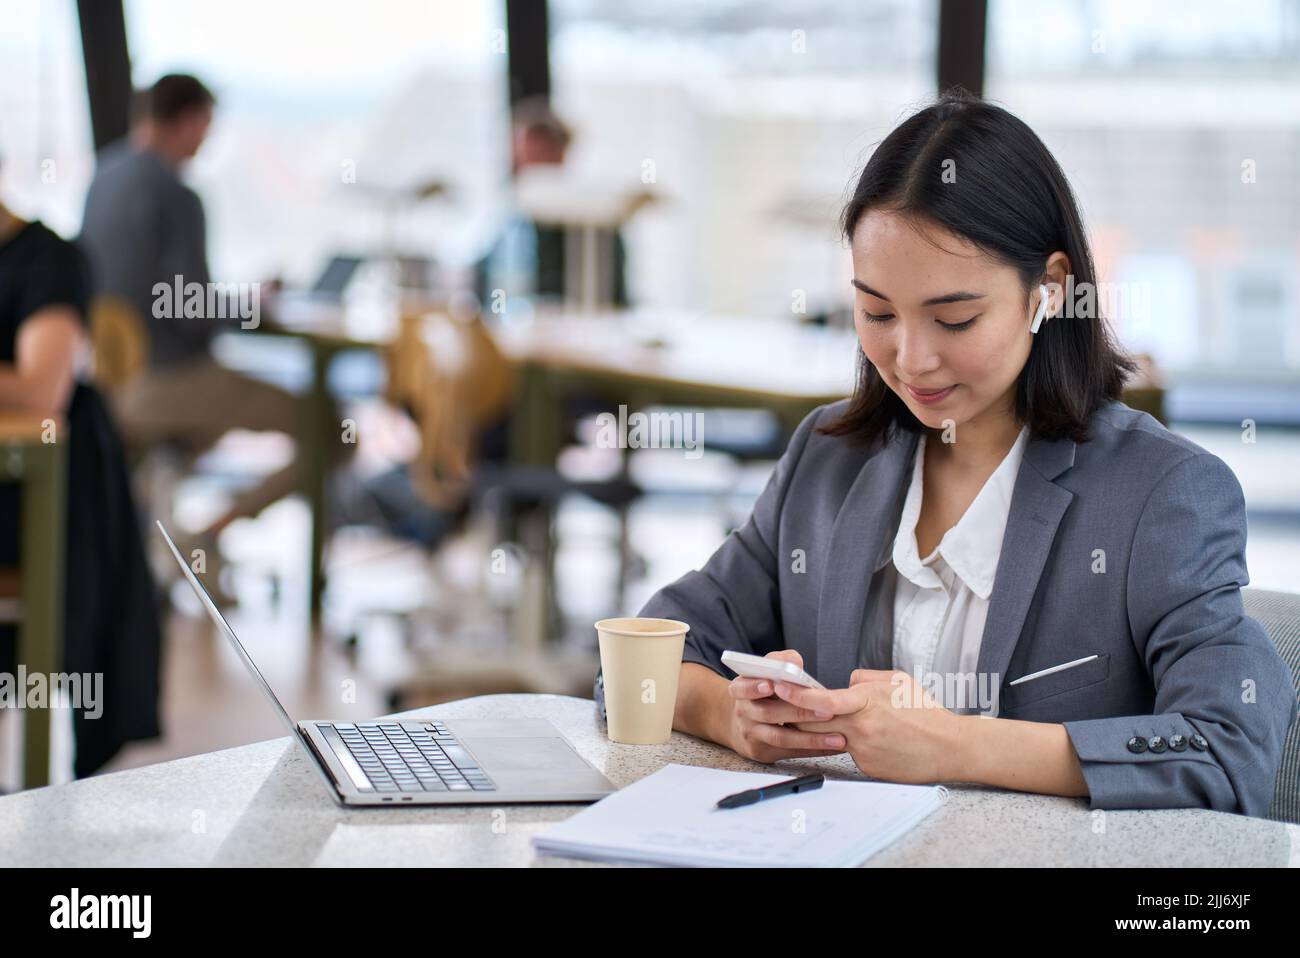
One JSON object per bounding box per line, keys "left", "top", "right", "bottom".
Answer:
{"left": 1030, "top": 251, "right": 1072, "bottom": 333}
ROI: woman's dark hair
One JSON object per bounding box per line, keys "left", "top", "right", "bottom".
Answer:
{"left": 821, "top": 89, "right": 1137, "bottom": 446}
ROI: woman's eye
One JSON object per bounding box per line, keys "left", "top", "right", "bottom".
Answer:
{"left": 861, "top": 311, "right": 978, "bottom": 331}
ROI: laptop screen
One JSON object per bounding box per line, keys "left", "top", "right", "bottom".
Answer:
{"left": 155, "top": 521, "right": 302, "bottom": 740}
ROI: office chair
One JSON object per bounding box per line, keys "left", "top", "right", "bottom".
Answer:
{"left": 1242, "top": 587, "right": 1300, "bottom": 824}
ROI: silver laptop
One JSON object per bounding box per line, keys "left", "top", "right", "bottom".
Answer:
{"left": 157, "top": 521, "right": 616, "bottom": 807}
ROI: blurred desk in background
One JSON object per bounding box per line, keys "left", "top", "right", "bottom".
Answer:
{"left": 491, "top": 309, "right": 859, "bottom": 466}
{"left": 491, "top": 309, "right": 1168, "bottom": 461}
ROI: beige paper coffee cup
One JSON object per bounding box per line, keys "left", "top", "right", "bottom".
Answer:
{"left": 596, "top": 617, "right": 690, "bottom": 745}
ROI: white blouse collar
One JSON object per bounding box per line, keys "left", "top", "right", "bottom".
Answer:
{"left": 886, "top": 424, "right": 1031, "bottom": 600}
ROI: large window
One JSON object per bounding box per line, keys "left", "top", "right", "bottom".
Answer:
{"left": 551, "top": 0, "right": 939, "bottom": 320}
{"left": 125, "top": 0, "right": 508, "bottom": 287}
{"left": 987, "top": 0, "right": 1300, "bottom": 382}
{"left": 0, "top": 0, "right": 94, "bottom": 238}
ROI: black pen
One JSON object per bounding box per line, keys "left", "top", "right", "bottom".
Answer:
{"left": 714, "top": 773, "right": 825, "bottom": 809}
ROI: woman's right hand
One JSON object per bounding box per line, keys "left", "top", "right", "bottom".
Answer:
{"left": 723, "top": 650, "right": 847, "bottom": 764}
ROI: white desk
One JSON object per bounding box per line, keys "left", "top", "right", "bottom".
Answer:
{"left": 0, "top": 694, "right": 1293, "bottom": 867}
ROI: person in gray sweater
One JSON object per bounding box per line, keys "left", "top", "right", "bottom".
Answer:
{"left": 79, "top": 75, "right": 346, "bottom": 592}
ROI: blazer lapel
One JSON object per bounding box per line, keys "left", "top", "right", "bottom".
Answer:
{"left": 815, "top": 427, "right": 919, "bottom": 689}
{"left": 813, "top": 424, "right": 1078, "bottom": 696}
{"left": 974, "top": 432, "right": 1077, "bottom": 711}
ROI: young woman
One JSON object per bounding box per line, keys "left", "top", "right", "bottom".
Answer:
{"left": 644, "top": 93, "right": 1295, "bottom": 817}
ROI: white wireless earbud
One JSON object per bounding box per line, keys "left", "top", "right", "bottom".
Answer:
{"left": 1030, "top": 283, "right": 1051, "bottom": 334}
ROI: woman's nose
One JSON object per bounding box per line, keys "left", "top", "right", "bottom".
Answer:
{"left": 894, "top": 324, "right": 943, "bottom": 378}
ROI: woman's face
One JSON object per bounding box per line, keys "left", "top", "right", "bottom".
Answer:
{"left": 849, "top": 209, "right": 1035, "bottom": 434}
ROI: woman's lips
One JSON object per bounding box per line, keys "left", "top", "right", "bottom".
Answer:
{"left": 904, "top": 383, "right": 958, "bottom": 404}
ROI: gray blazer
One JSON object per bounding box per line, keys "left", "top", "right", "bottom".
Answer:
{"left": 640, "top": 399, "right": 1297, "bottom": 816}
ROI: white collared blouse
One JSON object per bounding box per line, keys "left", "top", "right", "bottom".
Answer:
{"left": 886, "top": 425, "right": 1031, "bottom": 710}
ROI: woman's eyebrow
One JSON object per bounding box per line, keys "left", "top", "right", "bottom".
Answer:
{"left": 850, "top": 278, "right": 987, "bottom": 306}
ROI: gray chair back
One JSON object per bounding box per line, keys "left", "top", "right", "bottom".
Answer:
{"left": 1243, "top": 587, "right": 1300, "bottom": 823}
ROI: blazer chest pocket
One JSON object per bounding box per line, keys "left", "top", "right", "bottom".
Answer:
{"left": 1000, "top": 653, "right": 1110, "bottom": 711}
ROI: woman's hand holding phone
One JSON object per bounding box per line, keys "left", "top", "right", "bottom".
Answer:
{"left": 779, "top": 669, "right": 964, "bottom": 784}
{"left": 723, "top": 650, "right": 847, "bottom": 764}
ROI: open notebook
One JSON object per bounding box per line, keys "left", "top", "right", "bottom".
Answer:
{"left": 533, "top": 763, "right": 943, "bottom": 867}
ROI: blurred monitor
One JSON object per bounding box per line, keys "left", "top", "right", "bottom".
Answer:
{"left": 310, "top": 255, "right": 365, "bottom": 299}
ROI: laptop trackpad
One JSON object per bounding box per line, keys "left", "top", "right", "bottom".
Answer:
{"left": 460, "top": 737, "right": 610, "bottom": 791}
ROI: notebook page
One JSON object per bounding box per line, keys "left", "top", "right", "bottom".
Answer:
{"left": 533, "top": 763, "right": 942, "bottom": 867}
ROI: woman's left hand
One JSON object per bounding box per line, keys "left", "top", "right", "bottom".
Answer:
{"left": 776, "top": 669, "right": 965, "bottom": 785}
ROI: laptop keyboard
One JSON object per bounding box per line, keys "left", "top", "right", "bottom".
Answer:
{"left": 330, "top": 721, "right": 497, "bottom": 793}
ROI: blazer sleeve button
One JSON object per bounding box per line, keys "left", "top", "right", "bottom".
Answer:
{"left": 1168, "top": 734, "right": 1188, "bottom": 752}
{"left": 1148, "top": 735, "right": 1167, "bottom": 753}
{"left": 1190, "top": 734, "right": 1209, "bottom": 751}
{"left": 1126, "top": 736, "right": 1148, "bottom": 753}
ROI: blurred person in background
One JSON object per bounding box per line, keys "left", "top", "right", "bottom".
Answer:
{"left": 470, "top": 98, "right": 632, "bottom": 469}
{"left": 0, "top": 174, "right": 162, "bottom": 779}
{"left": 473, "top": 96, "right": 629, "bottom": 323}
{"left": 79, "top": 73, "right": 350, "bottom": 592}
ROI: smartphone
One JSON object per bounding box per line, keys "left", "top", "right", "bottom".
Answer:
{"left": 721, "top": 650, "right": 825, "bottom": 690}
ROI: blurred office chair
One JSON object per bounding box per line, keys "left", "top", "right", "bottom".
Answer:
{"left": 87, "top": 295, "right": 197, "bottom": 578}
{"left": 88, "top": 295, "right": 187, "bottom": 544}
{"left": 1241, "top": 587, "right": 1300, "bottom": 824}
{"left": 391, "top": 306, "right": 639, "bottom": 611}
{"left": 364, "top": 308, "right": 637, "bottom": 701}
{"left": 88, "top": 295, "right": 149, "bottom": 390}
{"left": 384, "top": 309, "right": 514, "bottom": 512}
{"left": 87, "top": 296, "right": 284, "bottom": 606}
{"left": 353, "top": 306, "right": 523, "bottom": 651}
